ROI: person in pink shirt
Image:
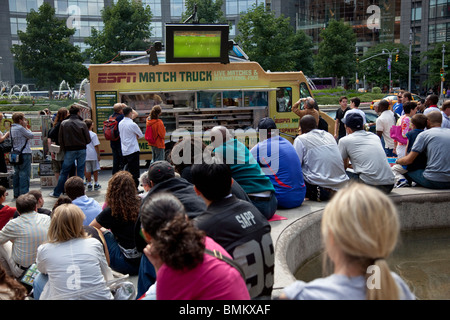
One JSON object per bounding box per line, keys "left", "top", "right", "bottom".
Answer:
{"left": 139, "top": 192, "right": 250, "bottom": 300}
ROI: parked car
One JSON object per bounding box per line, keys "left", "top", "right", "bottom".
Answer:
{"left": 370, "top": 93, "right": 422, "bottom": 110}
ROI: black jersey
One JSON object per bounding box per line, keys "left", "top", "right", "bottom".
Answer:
{"left": 193, "top": 195, "right": 274, "bottom": 299}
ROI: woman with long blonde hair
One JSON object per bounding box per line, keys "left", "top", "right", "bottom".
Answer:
{"left": 281, "top": 182, "right": 415, "bottom": 300}
{"left": 90, "top": 171, "right": 142, "bottom": 275}
{"left": 33, "top": 204, "right": 113, "bottom": 300}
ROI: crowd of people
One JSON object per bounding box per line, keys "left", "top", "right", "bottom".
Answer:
{"left": 1, "top": 90, "right": 449, "bottom": 301}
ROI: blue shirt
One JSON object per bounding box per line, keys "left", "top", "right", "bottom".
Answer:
{"left": 250, "top": 135, "right": 306, "bottom": 209}
{"left": 72, "top": 195, "right": 103, "bottom": 226}
{"left": 393, "top": 102, "right": 403, "bottom": 116}
{"left": 283, "top": 273, "right": 415, "bottom": 300}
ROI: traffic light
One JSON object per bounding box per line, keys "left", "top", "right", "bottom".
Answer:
{"left": 441, "top": 68, "right": 445, "bottom": 77}
{"left": 395, "top": 54, "right": 399, "bottom": 62}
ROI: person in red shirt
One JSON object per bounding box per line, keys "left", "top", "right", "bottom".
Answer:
{"left": 0, "top": 186, "right": 17, "bottom": 230}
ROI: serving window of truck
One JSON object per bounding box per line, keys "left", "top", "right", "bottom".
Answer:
{"left": 88, "top": 24, "right": 314, "bottom": 160}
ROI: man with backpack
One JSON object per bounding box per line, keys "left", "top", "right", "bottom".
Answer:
{"left": 104, "top": 103, "right": 125, "bottom": 175}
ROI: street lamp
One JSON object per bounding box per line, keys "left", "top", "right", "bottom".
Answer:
{"left": 441, "top": 44, "right": 446, "bottom": 100}
{"left": 408, "top": 29, "right": 412, "bottom": 92}
{"left": 382, "top": 48, "right": 399, "bottom": 93}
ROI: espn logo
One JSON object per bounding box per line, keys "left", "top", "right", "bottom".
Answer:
{"left": 98, "top": 72, "right": 137, "bottom": 83}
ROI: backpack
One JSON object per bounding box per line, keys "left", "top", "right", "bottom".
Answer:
{"left": 145, "top": 122, "right": 157, "bottom": 144}
{"left": 103, "top": 115, "right": 120, "bottom": 141}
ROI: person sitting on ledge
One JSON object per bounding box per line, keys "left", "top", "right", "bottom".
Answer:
{"left": 396, "top": 110, "right": 450, "bottom": 189}
{"left": 280, "top": 183, "right": 416, "bottom": 300}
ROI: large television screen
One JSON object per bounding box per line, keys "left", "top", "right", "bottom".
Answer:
{"left": 165, "top": 24, "right": 229, "bottom": 63}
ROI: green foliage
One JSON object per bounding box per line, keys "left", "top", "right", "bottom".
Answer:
{"left": 372, "top": 87, "right": 382, "bottom": 94}
{"left": 182, "top": 0, "right": 227, "bottom": 23}
{"left": 235, "top": 4, "right": 313, "bottom": 73}
{"left": 358, "top": 42, "right": 415, "bottom": 90}
{"left": 84, "top": 0, "right": 153, "bottom": 64}
{"left": 314, "top": 19, "right": 356, "bottom": 79}
{"left": 313, "top": 89, "right": 385, "bottom": 105}
{"left": 10, "top": 3, "right": 88, "bottom": 96}
{"left": 421, "top": 42, "right": 450, "bottom": 88}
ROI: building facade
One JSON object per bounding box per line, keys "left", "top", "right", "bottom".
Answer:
{"left": 0, "top": 0, "right": 448, "bottom": 91}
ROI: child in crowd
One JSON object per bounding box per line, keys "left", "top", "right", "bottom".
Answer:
{"left": 84, "top": 119, "right": 101, "bottom": 191}
{"left": 392, "top": 113, "right": 428, "bottom": 188}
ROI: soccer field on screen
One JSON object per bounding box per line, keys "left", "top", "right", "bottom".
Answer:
{"left": 173, "top": 32, "right": 221, "bottom": 58}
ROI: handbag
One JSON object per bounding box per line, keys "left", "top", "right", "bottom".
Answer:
{"left": 390, "top": 125, "right": 407, "bottom": 144}
{"left": 49, "top": 144, "right": 60, "bottom": 153}
{"left": 9, "top": 130, "right": 27, "bottom": 165}
{"left": 0, "top": 136, "right": 12, "bottom": 153}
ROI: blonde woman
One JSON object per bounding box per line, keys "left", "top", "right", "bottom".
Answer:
{"left": 33, "top": 204, "right": 113, "bottom": 300}
{"left": 281, "top": 183, "right": 415, "bottom": 300}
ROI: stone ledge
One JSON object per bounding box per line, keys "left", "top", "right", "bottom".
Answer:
{"left": 271, "top": 188, "right": 450, "bottom": 298}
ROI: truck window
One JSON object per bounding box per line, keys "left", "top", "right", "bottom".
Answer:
{"left": 276, "top": 87, "right": 292, "bottom": 112}
{"left": 197, "top": 91, "right": 221, "bottom": 108}
{"left": 244, "top": 91, "right": 268, "bottom": 107}
{"left": 122, "top": 92, "right": 195, "bottom": 111}
{"left": 223, "top": 91, "right": 242, "bottom": 107}
{"left": 300, "top": 82, "right": 311, "bottom": 99}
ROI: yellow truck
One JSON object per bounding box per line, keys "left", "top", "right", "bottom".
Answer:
{"left": 87, "top": 60, "right": 335, "bottom": 161}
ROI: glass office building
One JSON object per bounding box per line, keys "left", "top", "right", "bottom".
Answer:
{"left": 0, "top": 0, "right": 447, "bottom": 89}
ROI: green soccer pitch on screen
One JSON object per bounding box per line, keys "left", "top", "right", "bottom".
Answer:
{"left": 173, "top": 31, "right": 222, "bottom": 58}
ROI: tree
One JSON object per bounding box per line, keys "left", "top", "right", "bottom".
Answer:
{"left": 84, "top": 0, "right": 153, "bottom": 64}
{"left": 314, "top": 19, "right": 356, "bottom": 80}
{"left": 10, "top": 3, "right": 87, "bottom": 98}
{"left": 291, "top": 30, "right": 314, "bottom": 76}
{"left": 235, "top": 4, "right": 313, "bottom": 72}
{"left": 358, "top": 43, "right": 412, "bottom": 91}
{"left": 182, "top": 0, "right": 227, "bottom": 23}
{"left": 421, "top": 42, "right": 450, "bottom": 89}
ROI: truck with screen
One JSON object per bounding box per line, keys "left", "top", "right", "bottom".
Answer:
{"left": 87, "top": 24, "right": 332, "bottom": 161}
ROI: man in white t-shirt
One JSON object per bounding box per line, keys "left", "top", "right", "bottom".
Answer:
{"left": 118, "top": 106, "right": 143, "bottom": 189}
{"left": 342, "top": 97, "right": 366, "bottom": 127}
{"left": 294, "top": 115, "right": 349, "bottom": 201}
{"left": 338, "top": 112, "right": 395, "bottom": 194}
{"left": 375, "top": 99, "right": 396, "bottom": 157}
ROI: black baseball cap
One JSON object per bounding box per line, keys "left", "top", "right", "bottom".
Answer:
{"left": 148, "top": 160, "right": 175, "bottom": 184}
{"left": 345, "top": 113, "right": 364, "bottom": 130}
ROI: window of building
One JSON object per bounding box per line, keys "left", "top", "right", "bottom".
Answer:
{"left": 150, "top": 21, "right": 163, "bottom": 39}
{"left": 142, "top": 0, "right": 162, "bottom": 17}
{"left": 9, "top": 0, "right": 43, "bottom": 12}
{"left": 411, "top": 4, "right": 422, "bottom": 21}
{"left": 171, "top": 0, "right": 185, "bottom": 17}
{"left": 226, "top": 0, "right": 260, "bottom": 15}
{"left": 54, "top": 0, "right": 104, "bottom": 16}
{"left": 10, "top": 17, "right": 27, "bottom": 35}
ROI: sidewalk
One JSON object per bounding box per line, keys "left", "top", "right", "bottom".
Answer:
{"left": 3, "top": 160, "right": 148, "bottom": 209}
